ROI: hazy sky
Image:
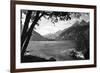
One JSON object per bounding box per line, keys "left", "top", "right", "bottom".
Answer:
{"left": 35, "top": 17, "right": 77, "bottom": 35}
{"left": 21, "top": 11, "right": 89, "bottom": 36}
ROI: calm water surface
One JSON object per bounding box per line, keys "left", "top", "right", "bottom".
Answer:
{"left": 26, "top": 41, "right": 77, "bottom": 61}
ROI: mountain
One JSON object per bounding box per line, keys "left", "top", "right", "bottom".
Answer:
{"left": 56, "top": 20, "right": 89, "bottom": 41}
{"left": 30, "top": 30, "right": 48, "bottom": 41}
{"left": 30, "top": 20, "right": 89, "bottom": 41}
{"left": 43, "top": 30, "right": 62, "bottom": 39}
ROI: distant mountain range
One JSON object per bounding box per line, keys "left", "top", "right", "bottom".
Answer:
{"left": 43, "top": 30, "right": 62, "bottom": 39}
{"left": 30, "top": 20, "right": 89, "bottom": 41}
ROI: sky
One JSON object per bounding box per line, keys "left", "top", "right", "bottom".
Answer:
{"left": 21, "top": 11, "right": 89, "bottom": 36}
{"left": 35, "top": 17, "right": 77, "bottom": 35}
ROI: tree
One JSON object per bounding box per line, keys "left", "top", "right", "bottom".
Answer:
{"left": 21, "top": 10, "right": 84, "bottom": 58}
{"left": 21, "top": 10, "right": 44, "bottom": 57}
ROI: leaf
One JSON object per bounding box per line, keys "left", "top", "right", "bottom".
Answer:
{"left": 36, "top": 23, "right": 39, "bottom": 26}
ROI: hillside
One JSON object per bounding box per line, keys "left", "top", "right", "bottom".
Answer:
{"left": 30, "top": 30, "right": 49, "bottom": 41}
{"left": 56, "top": 20, "right": 89, "bottom": 41}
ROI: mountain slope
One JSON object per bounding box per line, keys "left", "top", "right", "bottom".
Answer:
{"left": 30, "top": 30, "right": 48, "bottom": 41}
{"left": 57, "top": 20, "right": 89, "bottom": 41}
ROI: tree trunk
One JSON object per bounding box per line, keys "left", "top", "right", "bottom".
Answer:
{"left": 21, "top": 11, "right": 42, "bottom": 57}
{"left": 21, "top": 10, "right": 32, "bottom": 49}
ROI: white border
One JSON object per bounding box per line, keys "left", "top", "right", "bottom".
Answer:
{"left": 16, "top": 4, "right": 94, "bottom": 69}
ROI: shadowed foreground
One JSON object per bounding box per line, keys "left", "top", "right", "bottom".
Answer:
{"left": 21, "top": 55, "right": 56, "bottom": 63}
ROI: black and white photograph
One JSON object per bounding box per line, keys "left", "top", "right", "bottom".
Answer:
{"left": 21, "top": 10, "right": 90, "bottom": 63}
{"left": 11, "top": 1, "right": 96, "bottom": 72}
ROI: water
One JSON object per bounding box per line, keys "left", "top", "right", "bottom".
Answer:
{"left": 26, "top": 41, "right": 77, "bottom": 61}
